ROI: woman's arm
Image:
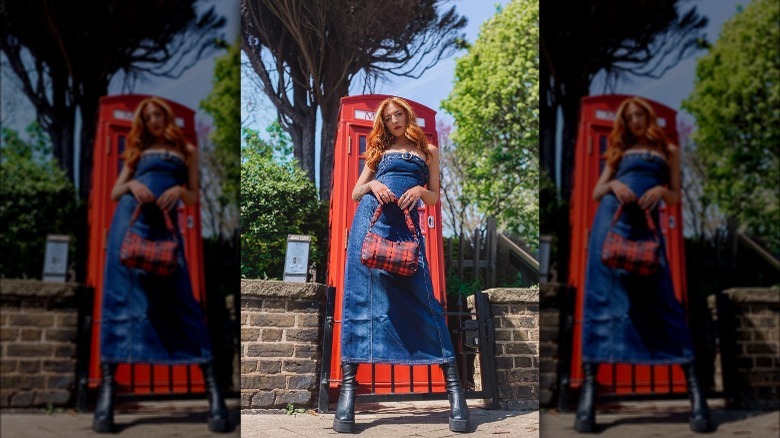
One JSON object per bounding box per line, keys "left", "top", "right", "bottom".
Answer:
{"left": 639, "top": 144, "right": 680, "bottom": 209}
{"left": 352, "top": 163, "right": 397, "bottom": 204}
{"left": 398, "top": 145, "right": 440, "bottom": 209}
{"left": 111, "top": 163, "right": 154, "bottom": 203}
{"left": 593, "top": 162, "right": 636, "bottom": 204}
{"left": 352, "top": 164, "right": 376, "bottom": 201}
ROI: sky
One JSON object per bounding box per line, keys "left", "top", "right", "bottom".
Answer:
{"left": 0, "top": 0, "right": 240, "bottom": 188}
{"left": 242, "top": 0, "right": 751, "bottom": 188}
{"left": 589, "top": 1, "right": 749, "bottom": 119}
{"left": 241, "top": 0, "right": 514, "bottom": 186}
{"left": 2, "top": 0, "right": 751, "bottom": 186}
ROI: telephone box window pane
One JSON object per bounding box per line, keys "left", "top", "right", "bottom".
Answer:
{"left": 358, "top": 135, "right": 367, "bottom": 174}
{"left": 118, "top": 136, "right": 126, "bottom": 174}
{"left": 598, "top": 135, "right": 607, "bottom": 174}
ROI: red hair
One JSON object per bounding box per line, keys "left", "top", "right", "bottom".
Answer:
{"left": 123, "top": 97, "right": 190, "bottom": 168}
{"left": 605, "top": 97, "right": 670, "bottom": 168}
{"left": 363, "top": 97, "right": 431, "bottom": 171}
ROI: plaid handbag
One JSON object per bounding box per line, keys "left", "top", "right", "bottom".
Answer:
{"left": 360, "top": 204, "right": 420, "bottom": 276}
{"left": 120, "top": 205, "right": 179, "bottom": 276}
{"left": 601, "top": 204, "right": 661, "bottom": 275}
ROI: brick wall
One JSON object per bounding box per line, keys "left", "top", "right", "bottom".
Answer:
{"left": 538, "top": 282, "right": 567, "bottom": 407}
{"left": 240, "top": 280, "right": 325, "bottom": 410}
{"left": 0, "top": 280, "right": 84, "bottom": 408}
{"left": 709, "top": 287, "right": 779, "bottom": 409}
{"left": 472, "top": 288, "right": 539, "bottom": 411}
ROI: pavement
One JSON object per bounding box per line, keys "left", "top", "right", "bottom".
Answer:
{"left": 243, "top": 400, "right": 538, "bottom": 437}
{"left": 1, "top": 399, "right": 777, "bottom": 437}
{"left": 0, "top": 399, "right": 241, "bottom": 437}
{"left": 540, "top": 399, "right": 779, "bottom": 438}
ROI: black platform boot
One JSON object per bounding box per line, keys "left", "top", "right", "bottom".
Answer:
{"left": 200, "top": 362, "right": 229, "bottom": 433}
{"left": 682, "top": 362, "right": 711, "bottom": 433}
{"left": 92, "top": 363, "right": 117, "bottom": 433}
{"left": 574, "top": 362, "right": 598, "bottom": 433}
{"left": 333, "top": 363, "right": 359, "bottom": 433}
{"left": 441, "top": 362, "right": 470, "bottom": 433}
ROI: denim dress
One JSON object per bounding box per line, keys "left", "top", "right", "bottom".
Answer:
{"left": 100, "top": 151, "right": 213, "bottom": 364}
{"left": 340, "top": 152, "right": 456, "bottom": 365}
{"left": 582, "top": 152, "right": 693, "bottom": 364}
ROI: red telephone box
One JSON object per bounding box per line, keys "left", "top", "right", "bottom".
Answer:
{"left": 568, "top": 94, "right": 689, "bottom": 395}
{"left": 326, "top": 95, "right": 448, "bottom": 397}
{"left": 86, "top": 94, "right": 207, "bottom": 395}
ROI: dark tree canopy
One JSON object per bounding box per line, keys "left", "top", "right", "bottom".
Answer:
{"left": 241, "top": 0, "right": 467, "bottom": 200}
{"left": 539, "top": 0, "right": 707, "bottom": 281}
{"left": 1, "top": 0, "right": 226, "bottom": 282}
{"left": 1, "top": 0, "right": 225, "bottom": 198}
{"left": 540, "top": 0, "right": 707, "bottom": 200}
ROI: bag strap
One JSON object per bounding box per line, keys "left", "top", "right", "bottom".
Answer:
{"left": 367, "top": 203, "right": 420, "bottom": 242}
{"left": 609, "top": 203, "right": 660, "bottom": 239}
{"left": 128, "top": 204, "right": 176, "bottom": 233}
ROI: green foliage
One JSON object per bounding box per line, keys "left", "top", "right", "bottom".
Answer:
{"left": 1, "top": 124, "right": 77, "bottom": 278}
{"left": 200, "top": 37, "right": 241, "bottom": 207}
{"left": 240, "top": 127, "right": 327, "bottom": 279}
{"left": 285, "top": 402, "right": 306, "bottom": 415}
{"left": 441, "top": 0, "right": 539, "bottom": 251}
{"left": 682, "top": 0, "right": 780, "bottom": 254}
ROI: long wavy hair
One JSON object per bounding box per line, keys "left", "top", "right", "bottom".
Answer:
{"left": 123, "top": 97, "right": 189, "bottom": 169}
{"left": 363, "top": 97, "right": 431, "bottom": 171}
{"left": 605, "top": 97, "right": 670, "bottom": 168}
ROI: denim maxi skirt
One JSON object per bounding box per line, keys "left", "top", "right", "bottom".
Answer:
{"left": 582, "top": 152, "right": 693, "bottom": 364}
{"left": 100, "top": 152, "right": 213, "bottom": 364}
{"left": 341, "top": 152, "right": 456, "bottom": 365}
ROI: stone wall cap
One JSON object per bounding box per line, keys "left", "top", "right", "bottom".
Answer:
{"left": 241, "top": 279, "right": 326, "bottom": 299}
{"left": 0, "top": 279, "right": 82, "bottom": 299}
{"left": 721, "top": 288, "right": 779, "bottom": 303}
{"left": 481, "top": 288, "right": 539, "bottom": 303}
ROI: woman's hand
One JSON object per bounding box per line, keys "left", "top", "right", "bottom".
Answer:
{"left": 639, "top": 186, "right": 665, "bottom": 210}
{"left": 127, "top": 180, "right": 155, "bottom": 204}
{"left": 398, "top": 186, "right": 424, "bottom": 210}
{"left": 157, "top": 186, "right": 182, "bottom": 211}
{"left": 609, "top": 180, "right": 637, "bottom": 204}
{"left": 369, "top": 180, "right": 396, "bottom": 204}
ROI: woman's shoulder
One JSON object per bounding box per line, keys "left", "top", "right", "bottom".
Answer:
{"left": 424, "top": 143, "right": 439, "bottom": 158}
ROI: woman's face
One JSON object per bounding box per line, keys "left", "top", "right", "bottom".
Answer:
{"left": 624, "top": 103, "right": 648, "bottom": 138}
{"left": 382, "top": 102, "right": 408, "bottom": 138}
{"left": 142, "top": 103, "right": 167, "bottom": 139}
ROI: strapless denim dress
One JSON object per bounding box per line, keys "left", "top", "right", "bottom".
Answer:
{"left": 100, "top": 152, "right": 213, "bottom": 364}
{"left": 340, "top": 152, "right": 455, "bottom": 365}
{"left": 582, "top": 152, "right": 694, "bottom": 364}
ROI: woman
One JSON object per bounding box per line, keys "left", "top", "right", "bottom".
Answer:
{"left": 575, "top": 97, "right": 710, "bottom": 433}
{"left": 334, "top": 97, "right": 470, "bottom": 433}
{"left": 94, "top": 97, "right": 228, "bottom": 433}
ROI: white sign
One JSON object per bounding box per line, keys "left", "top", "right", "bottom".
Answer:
{"left": 595, "top": 109, "right": 667, "bottom": 127}
{"left": 354, "top": 109, "right": 426, "bottom": 127}
{"left": 42, "top": 235, "right": 70, "bottom": 282}
{"left": 595, "top": 109, "right": 616, "bottom": 121}
{"left": 112, "top": 109, "right": 185, "bottom": 127}
{"left": 354, "top": 109, "right": 375, "bottom": 121}
{"left": 283, "top": 235, "right": 312, "bottom": 282}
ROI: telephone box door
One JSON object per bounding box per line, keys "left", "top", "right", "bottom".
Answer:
{"left": 327, "top": 95, "right": 448, "bottom": 398}
{"left": 568, "top": 94, "right": 689, "bottom": 396}
{"left": 86, "top": 94, "right": 207, "bottom": 395}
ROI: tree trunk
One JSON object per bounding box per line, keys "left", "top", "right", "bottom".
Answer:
{"left": 539, "top": 64, "right": 556, "bottom": 180}
{"left": 318, "top": 86, "right": 346, "bottom": 201}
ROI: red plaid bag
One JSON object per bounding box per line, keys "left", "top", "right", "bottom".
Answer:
{"left": 360, "top": 204, "right": 420, "bottom": 276}
{"left": 601, "top": 204, "right": 661, "bottom": 275}
{"left": 120, "top": 205, "right": 179, "bottom": 276}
